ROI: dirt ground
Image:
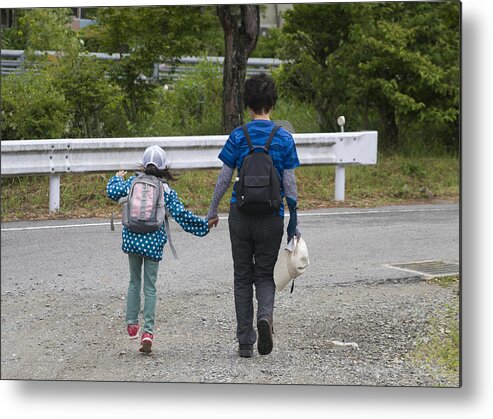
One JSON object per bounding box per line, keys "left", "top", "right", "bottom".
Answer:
{"left": 1, "top": 275, "right": 459, "bottom": 387}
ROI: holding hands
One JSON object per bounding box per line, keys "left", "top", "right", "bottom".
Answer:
{"left": 208, "top": 216, "right": 219, "bottom": 229}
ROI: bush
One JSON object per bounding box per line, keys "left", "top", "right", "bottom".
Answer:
{"left": 51, "top": 55, "right": 127, "bottom": 138}
{"left": 1, "top": 71, "right": 70, "bottom": 140}
{"left": 139, "top": 59, "right": 224, "bottom": 136}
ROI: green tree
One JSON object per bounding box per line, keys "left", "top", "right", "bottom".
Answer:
{"left": 87, "top": 6, "right": 222, "bottom": 123}
{"left": 278, "top": 2, "right": 460, "bottom": 153}
{"left": 1, "top": 72, "right": 70, "bottom": 140}
{"left": 1, "top": 8, "right": 77, "bottom": 52}
{"left": 50, "top": 55, "right": 126, "bottom": 138}
{"left": 140, "top": 59, "right": 223, "bottom": 136}
{"left": 278, "top": 3, "right": 354, "bottom": 132}
{"left": 343, "top": 2, "right": 460, "bottom": 151}
{"left": 1, "top": 8, "right": 128, "bottom": 139}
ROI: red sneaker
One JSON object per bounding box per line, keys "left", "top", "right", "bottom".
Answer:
{"left": 127, "top": 324, "right": 140, "bottom": 339}
{"left": 139, "top": 332, "right": 153, "bottom": 353}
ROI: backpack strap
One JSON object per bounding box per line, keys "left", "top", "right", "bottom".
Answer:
{"left": 164, "top": 212, "right": 178, "bottom": 259}
{"left": 242, "top": 124, "right": 280, "bottom": 152}
{"left": 265, "top": 125, "right": 280, "bottom": 151}
{"left": 161, "top": 181, "right": 178, "bottom": 260}
{"left": 241, "top": 125, "right": 254, "bottom": 152}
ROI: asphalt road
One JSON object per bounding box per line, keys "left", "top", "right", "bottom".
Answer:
{"left": 0, "top": 202, "right": 460, "bottom": 385}
{"left": 1, "top": 202, "right": 459, "bottom": 294}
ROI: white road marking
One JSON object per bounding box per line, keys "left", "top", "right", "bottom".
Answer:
{"left": 1, "top": 206, "right": 457, "bottom": 232}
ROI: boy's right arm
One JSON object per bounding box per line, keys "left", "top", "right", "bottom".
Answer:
{"left": 283, "top": 168, "right": 300, "bottom": 242}
{"left": 207, "top": 164, "right": 234, "bottom": 226}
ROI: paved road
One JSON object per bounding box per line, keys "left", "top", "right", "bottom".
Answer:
{"left": 0, "top": 202, "right": 460, "bottom": 385}
{"left": 1, "top": 203, "right": 459, "bottom": 294}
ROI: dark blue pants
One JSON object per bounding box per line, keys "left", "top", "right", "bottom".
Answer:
{"left": 228, "top": 204, "right": 284, "bottom": 345}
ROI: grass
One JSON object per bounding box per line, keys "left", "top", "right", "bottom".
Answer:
{"left": 411, "top": 275, "right": 460, "bottom": 386}
{"left": 0, "top": 154, "right": 459, "bottom": 222}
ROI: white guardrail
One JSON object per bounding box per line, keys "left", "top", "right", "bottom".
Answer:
{"left": 0, "top": 132, "right": 378, "bottom": 212}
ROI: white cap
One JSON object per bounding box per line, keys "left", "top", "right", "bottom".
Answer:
{"left": 142, "top": 145, "right": 167, "bottom": 170}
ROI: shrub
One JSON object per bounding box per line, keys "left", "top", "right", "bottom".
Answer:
{"left": 140, "top": 59, "right": 224, "bottom": 136}
{"left": 1, "top": 71, "right": 70, "bottom": 140}
{"left": 51, "top": 55, "right": 127, "bottom": 138}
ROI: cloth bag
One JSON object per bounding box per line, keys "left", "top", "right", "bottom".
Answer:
{"left": 274, "top": 236, "right": 309, "bottom": 292}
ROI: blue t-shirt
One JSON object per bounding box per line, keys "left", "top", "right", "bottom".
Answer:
{"left": 218, "top": 119, "right": 300, "bottom": 216}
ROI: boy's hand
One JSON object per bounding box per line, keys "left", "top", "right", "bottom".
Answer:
{"left": 208, "top": 217, "right": 219, "bottom": 229}
{"left": 116, "top": 170, "right": 127, "bottom": 178}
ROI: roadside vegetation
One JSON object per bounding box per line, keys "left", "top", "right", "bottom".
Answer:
{"left": 1, "top": 5, "right": 459, "bottom": 221}
{"left": 410, "top": 275, "right": 460, "bottom": 386}
{"left": 1, "top": 154, "right": 458, "bottom": 222}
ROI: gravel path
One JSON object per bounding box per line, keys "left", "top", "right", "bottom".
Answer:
{"left": 1, "top": 275, "right": 458, "bottom": 386}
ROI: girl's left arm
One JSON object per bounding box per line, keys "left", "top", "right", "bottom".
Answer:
{"left": 164, "top": 187, "right": 209, "bottom": 237}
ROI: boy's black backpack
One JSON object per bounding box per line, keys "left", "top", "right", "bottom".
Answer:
{"left": 236, "top": 125, "right": 281, "bottom": 215}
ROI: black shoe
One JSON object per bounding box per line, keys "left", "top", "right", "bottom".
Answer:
{"left": 238, "top": 344, "right": 253, "bottom": 358}
{"left": 257, "top": 319, "right": 273, "bottom": 355}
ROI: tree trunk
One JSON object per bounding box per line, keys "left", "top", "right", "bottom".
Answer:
{"left": 379, "top": 105, "right": 400, "bottom": 151}
{"left": 217, "top": 5, "right": 260, "bottom": 134}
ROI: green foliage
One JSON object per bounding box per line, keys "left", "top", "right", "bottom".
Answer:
{"left": 136, "top": 59, "right": 223, "bottom": 136}
{"left": 84, "top": 6, "right": 223, "bottom": 123}
{"left": 1, "top": 154, "right": 459, "bottom": 221}
{"left": 1, "top": 8, "right": 131, "bottom": 139}
{"left": 1, "top": 72, "right": 70, "bottom": 140}
{"left": 48, "top": 54, "right": 127, "bottom": 138}
{"left": 251, "top": 28, "right": 283, "bottom": 58}
{"left": 270, "top": 94, "right": 320, "bottom": 134}
{"left": 277, "top": 3, "right": 354, "bottom": 132}
{"left": 277, "top": 2, "right": 460, "bottom": 154}
{"left": 1, "top": 8, "right": 77, "bottom": 52}
{"left": 411, "top": 276, "right": 460, "bottom": 384}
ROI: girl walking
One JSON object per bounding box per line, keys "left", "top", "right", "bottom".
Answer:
{"left": 107, "top": 145, "right": 211, "bottom": 353}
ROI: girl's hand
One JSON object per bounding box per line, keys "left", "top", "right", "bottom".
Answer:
{"left": 116, "top": 170, "right": 127, "bottom": 178}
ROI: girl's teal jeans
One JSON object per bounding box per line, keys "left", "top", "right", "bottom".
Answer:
{"left": 126, "top": 253, "right": 160, "bottom": 334}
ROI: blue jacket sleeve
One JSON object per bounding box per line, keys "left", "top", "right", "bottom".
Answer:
{"left": 164, "top": 187, "right": 209, "bottom": 237}
{"left": 107, "top": 175, "right": 135, "bottom": 202}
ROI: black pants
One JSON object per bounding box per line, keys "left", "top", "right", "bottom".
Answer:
{"left": 228, "top": 204, "right": 284, "bottom": 345}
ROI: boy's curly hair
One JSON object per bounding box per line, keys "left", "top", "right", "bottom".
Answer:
{"left": 243, "top": 73, "right": 278, "bottom": 114}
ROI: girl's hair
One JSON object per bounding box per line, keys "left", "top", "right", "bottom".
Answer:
{"left": 140, "top": 164, "right": 178, "bottom": 182}
{"left": 243, "top": 73, "right": 278, "bottom": 114}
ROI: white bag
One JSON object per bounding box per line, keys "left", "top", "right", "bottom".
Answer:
{"left": 273, "top": 236, "right": 309, "bottom": 292}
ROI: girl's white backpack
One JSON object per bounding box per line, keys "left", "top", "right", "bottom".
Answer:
{"left": 119, "top": 174, "right": 165, "bottom": 233}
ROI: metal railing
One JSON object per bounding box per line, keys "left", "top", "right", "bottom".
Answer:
{"left": 0, "top": 49, "right": 282, "bottom": 80}
{"left": 1, "top": 132, "right": 378, "bottom": 211}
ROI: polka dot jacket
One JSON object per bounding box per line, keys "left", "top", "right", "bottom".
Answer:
{"left": 107, "top": 175, "right": 209, "bottom": 261}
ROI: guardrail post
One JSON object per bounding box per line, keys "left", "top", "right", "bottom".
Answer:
{"left": 152, "top": 63, "right": 159, "bottom": 81}
{"left": 335, "top": 116, "right": 347, "bottom": 201}
{"left": 335, "top": 164, "right": 345, "bottom": 201}
{"left": 49, "top": 174, "right": 60, "bottom": 212}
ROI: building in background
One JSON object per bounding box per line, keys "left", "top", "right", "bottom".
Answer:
{"left": 1, "top": 4, "right": 293, "bottom": 33}
{"left": 0, "top": 8, "right": 15, "bottom": 28}
{"left": 260, "top": 3, "right": 292, "bottom": 34}
{"left": 70, "top": 7, "right": 97, "bottom": 30}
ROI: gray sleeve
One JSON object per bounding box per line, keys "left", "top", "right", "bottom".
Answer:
{"left": 207, "top": 164, "right": 234, "bottom": 219}
{"left": 282, "top": 168, "right": 298, "bottom": 201}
